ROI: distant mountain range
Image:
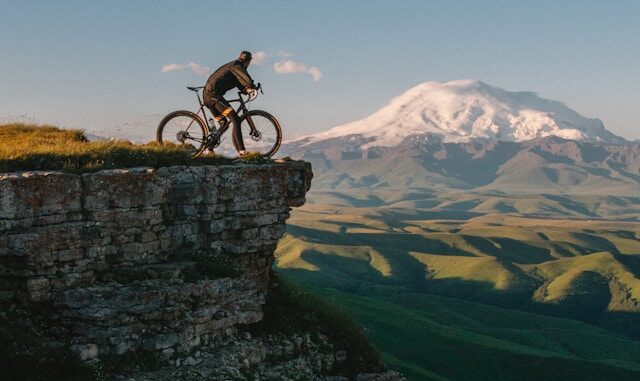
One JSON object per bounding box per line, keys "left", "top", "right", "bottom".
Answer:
{"left": 283, "top": 80, "right": 639, "bottom": 196}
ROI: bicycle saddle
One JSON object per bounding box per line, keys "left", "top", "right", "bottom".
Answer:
{"left": 187, "top": 86, "right": 204, "bottom": 91}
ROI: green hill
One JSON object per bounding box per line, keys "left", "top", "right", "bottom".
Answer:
{"left": 310, "top": 288, "right": 640, "bottom": 381}
{"left": 275, "top": 202, "right": 640, "bottom": 379}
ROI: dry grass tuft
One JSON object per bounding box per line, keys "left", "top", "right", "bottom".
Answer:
{"left": 0, "top": 123, "right": 234, "bottom": 172}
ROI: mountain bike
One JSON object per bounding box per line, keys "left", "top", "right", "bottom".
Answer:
{"left": 157, "top": 83, "right": 282, "bottom": 157}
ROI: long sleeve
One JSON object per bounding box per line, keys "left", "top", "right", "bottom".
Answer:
{"left": 229, "top": 64, "right": 255, "bottom": 89}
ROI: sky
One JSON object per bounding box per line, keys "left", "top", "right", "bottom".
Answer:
{"left": 1, "top": 0, "right": 639, "bottom": 141}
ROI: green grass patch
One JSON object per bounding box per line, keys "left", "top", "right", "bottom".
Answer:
{"left": 168, "top": 249, "right": 243, "bottom": 281}
{"left": 248, "top": 276, "right": 385, "bottom": 377}
{"left": 237, "top": 151, "right": 272, "bottom": 164}
{"left": 0, "top": 313, "right": 95, "bottom": 381}
{"left": 93, "top": 349, "right": 167, "bottom": 380}
{"left": 277, "top": 206, "right": 640, "bottom": 380}
{"left": 180, "top": 255, "right": 243, "bottom": 281}
{"left": 0, "top": 123, "right": 235, "bottom": 172}
{"left": 310, "top": 288, "right": 640, "bottom": 381}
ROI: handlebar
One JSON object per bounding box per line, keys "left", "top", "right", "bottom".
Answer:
{"left": 240, "top": 82, "right": 263, "bottom": 102}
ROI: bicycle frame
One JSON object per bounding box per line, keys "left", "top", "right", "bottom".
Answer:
{"left": 158, "top": 83, "right": 279, "bottom": 157}
{"left": 190, "top": 88, "right": 255, "bottom": 133}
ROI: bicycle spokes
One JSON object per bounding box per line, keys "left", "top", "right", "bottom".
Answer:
{"left": 240, "top": 111, "right": 281, "bottom": 157}
{"left": 157, "top": 111, "right": 207, "bottom": 156}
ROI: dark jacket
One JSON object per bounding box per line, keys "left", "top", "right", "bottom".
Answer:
{"left": 204, "top": 60, "right": 255, "bottom": 103}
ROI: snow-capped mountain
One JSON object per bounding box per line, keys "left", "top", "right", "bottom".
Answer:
{"left": 295, "top": 80, "right": 625, "bottom": 148}
{"left": 282, "top": 80, "right": 639, "bottom": 195}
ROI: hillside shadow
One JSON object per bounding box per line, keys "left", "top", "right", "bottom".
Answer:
{"left": 374, "top": 208, "right": 483, "bottom": 222}
{"left": 570, "top": 232, "right": 620, "bottom": 253}
{"left": 542, "top": 194, "right": 599, "bottom": 217}
{"left": 531, "top": 148, "right": 576, "bottom": 164}
{"left": 278, "top": 262, "right": 640, "bottom": 340}
{"left": 415, "top": 141, "right": 523, "bottom": 187}
{"left": 284, "top": 224, "right": 502, "bottom": 294}
{"left": 462, "top": 235, "right": 555, "bottom": 264}
{"left": 281, "top": 249, "right": 518, "bottom": 301}
{"left": 281, "top": 222, "right": 640, "bottom": 339}
{"left": 298, "top": 248, "right": 429, "bottom": 291}
{"left": 491, "top": 202, "right": 518, "bottom": 213}
{"left": 613, "top": 253, "right": 640, "bottom": 273}
{"left": 287, "top": 225, "right": 480, "bottom": 258}
{"left": 439, "top": 199, "right": 483, "bottom": 211}
{"left": 583, "top": 166, "right": 614, "bottom": 179}
{"left": 284, "top": 224, "right": 547, "bottom": 300}
{"left": 580, "top": 144, "right": 611, "bottom": 163}
{"left": 323, "top": 191, "right": 385, "bottom": 207}
{"left": 606, "top": 161, "right": 640, "bottom": 183}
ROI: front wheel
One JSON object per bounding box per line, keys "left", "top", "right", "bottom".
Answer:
{"left": 156, "top": 110, "right": 208, "bottom": 157}
{"left": 239, "top": 110, "right": 282, "bottom": 157}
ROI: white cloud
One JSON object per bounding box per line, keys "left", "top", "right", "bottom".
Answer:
{"left": 161, "top": 61, "right": 210, "bottom": 76}
{"left": 252, "top": 51, "right": 268, "bottom": 65}
{"left": 274, "top": 60, "right": 308, "bottom": 74}
{"left": 277, "top": 50, "right": 295, "bottom": 57}
{"left": 273, "top": 59, "right": 323, "bottom": 81}
{"left": 308, "top": 66, "right": 323, "bottom": 81}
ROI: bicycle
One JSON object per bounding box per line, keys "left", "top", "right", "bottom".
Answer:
{"left": 156, "top": 83, "right": 282, "bottom": 157}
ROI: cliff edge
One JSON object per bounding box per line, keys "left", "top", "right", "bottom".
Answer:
{"left": 0, "top": 161, "right": 402, "bottom": 380}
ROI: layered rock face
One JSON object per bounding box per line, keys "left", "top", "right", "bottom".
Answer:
{"left": 0, "top": 162, "right": 311, "bottom": 358}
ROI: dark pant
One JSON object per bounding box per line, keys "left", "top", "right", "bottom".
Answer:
{"left": 205, "top": 97, "right": 245, "bottom": 152}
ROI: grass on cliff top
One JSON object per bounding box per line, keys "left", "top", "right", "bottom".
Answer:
{"left": 0, "top": 123, "right": 238, "bottom": 172}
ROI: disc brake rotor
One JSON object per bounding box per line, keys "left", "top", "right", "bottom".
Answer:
{"left": 250, "top": 130, "right": 261, "bottom": 141}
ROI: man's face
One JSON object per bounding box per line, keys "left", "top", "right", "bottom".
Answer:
{"left": 243, "top": 59, "right": 251, "bottom": 69}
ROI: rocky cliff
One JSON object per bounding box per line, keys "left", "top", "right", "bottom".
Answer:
{"left": 0, "top": 161, "right": 402, "bottom": 380}
{"left": 0, "top": 161, "right": 309, "bottom": 348}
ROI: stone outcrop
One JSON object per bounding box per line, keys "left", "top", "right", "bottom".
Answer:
{"left": 0, "top": 162, "right": 311, "bottom": 358}
{"left": 126, "top": 328, "right": 404, "bottom": 381}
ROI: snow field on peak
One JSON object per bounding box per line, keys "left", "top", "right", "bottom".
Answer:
{"left": 298, "top": 80, "right": 619, "bottom": 148}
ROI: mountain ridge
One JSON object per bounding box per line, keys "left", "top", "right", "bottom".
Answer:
{"left": 294, "top": 80, "right": 626, "bottom": 147}
{"left": 284, "top": 81, "right": 639, "bottom": 197}
{"left": 284, "top": 134, "right": 640, "bottom": 197}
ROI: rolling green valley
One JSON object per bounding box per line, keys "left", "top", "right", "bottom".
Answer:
{"left": 275, "top": 191, "right": 640, "bottom": 380}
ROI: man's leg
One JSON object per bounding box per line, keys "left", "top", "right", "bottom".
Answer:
{"left": 228, "top": 110, "right": 245, "bottom": 153}
{"left": 210, "top": 99, "right": 245, "bottom": 153}
{"left": 206, "top": 99, "right": 227, "bottom": 127}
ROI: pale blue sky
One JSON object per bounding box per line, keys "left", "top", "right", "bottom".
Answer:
{"left": 1, "top": 0, "right": 639, "bottom": 140}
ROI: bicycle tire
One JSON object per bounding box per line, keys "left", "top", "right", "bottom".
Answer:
{"left": 239, "top": 110, "right": 282, "bottom": 157}
{"left": 156, "top": 110, "right": 209, "bottom": 157}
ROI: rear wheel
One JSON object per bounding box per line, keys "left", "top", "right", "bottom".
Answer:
{"left": 239, "top": 110, "right": 282, "bottom": 157}
{"left": 156, "top": 111, "right": 208, "bottom": 157}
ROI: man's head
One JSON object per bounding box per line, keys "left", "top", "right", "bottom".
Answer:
{"left": 238, "top": 51, "right": 252, "bottom": 68}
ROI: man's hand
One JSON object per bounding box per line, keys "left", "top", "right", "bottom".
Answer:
{"left": 245, "top": 87, "right": 258, "bottom": 99}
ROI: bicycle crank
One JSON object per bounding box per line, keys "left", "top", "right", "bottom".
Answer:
{"left": 206, "top": 134, "right": 222, "bottom": 149}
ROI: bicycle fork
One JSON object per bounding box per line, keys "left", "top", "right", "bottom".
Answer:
{"left": 243, "top": 114, "right": 261, "bottom": 139}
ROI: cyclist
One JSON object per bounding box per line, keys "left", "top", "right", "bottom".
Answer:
{"left": 203, "top": 51, "right": 258, "bottom": 157}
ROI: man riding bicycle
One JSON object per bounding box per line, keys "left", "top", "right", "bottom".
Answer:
{"left": 203, "top": 51, "right": 258, "bottom": 157}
